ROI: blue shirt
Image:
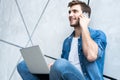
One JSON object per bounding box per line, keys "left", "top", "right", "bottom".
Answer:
{"left": 61, "top": 27, "right": 107, "bottom": 80}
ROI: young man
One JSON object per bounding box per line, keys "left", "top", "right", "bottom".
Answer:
{"left": 17, "top": 0, "right": 107, "bottom": 80}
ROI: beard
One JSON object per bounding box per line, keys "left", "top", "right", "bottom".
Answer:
{"left": 70, "top": 19, "right": 80, "bottom": 27}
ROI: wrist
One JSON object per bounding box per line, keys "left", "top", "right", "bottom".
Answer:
{"left": 81, "top": 26, "right": 88, "bottom": 31}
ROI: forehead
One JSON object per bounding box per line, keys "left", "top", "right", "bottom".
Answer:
{"left": 69, "top": 4, "right": 82, "bottom": 11}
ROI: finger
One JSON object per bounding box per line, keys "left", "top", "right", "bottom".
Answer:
{"left": 79, "top": 14, "right": 83, "bottom": 18}
{"left": 80, "top": 14, "right": 85, "bottom": 17}
{"left": 79, "top": 14, "right": 83, "bottom": 19}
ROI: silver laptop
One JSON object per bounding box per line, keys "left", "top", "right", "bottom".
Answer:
{"left": 20, "top": 45, "right": 49, "bottom": 74}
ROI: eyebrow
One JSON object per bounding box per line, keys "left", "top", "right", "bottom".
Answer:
{"left": 68, "top": 9, "right": 78, "bottom": 14}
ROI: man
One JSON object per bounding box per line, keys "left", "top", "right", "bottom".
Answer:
{"left": 17, "top": 0, "right": 107, "bottom": 80}
{"left": 49, "top": 0, "right": 107, "bottom": 80}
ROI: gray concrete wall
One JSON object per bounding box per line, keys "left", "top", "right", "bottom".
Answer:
{"left": 0, "top": 0, "right": 120, "bottom": 80}
{"left": 90, "top": 0, "right": 120, "bottom": 79}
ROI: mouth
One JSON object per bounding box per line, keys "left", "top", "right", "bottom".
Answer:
{"left": 69, "top": 17, "right": 79, "bottom": 26}
{"left": 69, "top": 18, "right": 78, "bottom": 24}
{"left": 69, "top": 18, "right": 76, "bottom": 22}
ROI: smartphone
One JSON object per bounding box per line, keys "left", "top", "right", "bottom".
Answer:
{"left": 82, "top": 12, "right": 89, "bottom": 18}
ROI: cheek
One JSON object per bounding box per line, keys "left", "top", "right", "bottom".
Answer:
{"left": 75, "top": 14, "right": 80, "bottom": 19}
{"left": 77, "top": 14, "right": 80, "bottom": 18}
{"left": 76, "top": 12, "right": 81, "bottom": 17}
{"left": 75, "top": 17, "right": 79, "bottom": 21}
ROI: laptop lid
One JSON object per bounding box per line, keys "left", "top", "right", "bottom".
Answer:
{"left": 20, "top": 45, "right": 49, "bottom": 74}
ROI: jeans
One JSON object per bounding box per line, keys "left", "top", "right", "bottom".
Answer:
{"left": 17, "top": 61, "right": 49, "bottom": 80}
{"left": 17, "top": 59, "right": 85, "bottom": 80}
{"left": 50, "top": 59, "right": 85, "bottom": 80}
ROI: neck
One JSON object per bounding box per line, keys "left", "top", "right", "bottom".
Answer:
{"left": 74, "top": 26, "right": 81, "bottom": 38}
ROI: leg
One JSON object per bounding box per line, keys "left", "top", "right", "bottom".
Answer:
{"left": 17, "top": 61, "right": 40, "bottom": 80}
{"left": 49, "top": 59, "right": 85, "bottom": 80}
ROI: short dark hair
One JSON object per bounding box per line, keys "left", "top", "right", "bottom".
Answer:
{"left": 68, "top": 0, "right": 91, "bottom": 17}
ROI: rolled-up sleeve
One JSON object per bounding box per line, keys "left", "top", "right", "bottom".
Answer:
{"left": 94, "top": 30, "right": 107, "bottom": 58}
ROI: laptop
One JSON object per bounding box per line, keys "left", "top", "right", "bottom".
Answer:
{"left": 20, "top": 45, "right": 49, "bottom": 74}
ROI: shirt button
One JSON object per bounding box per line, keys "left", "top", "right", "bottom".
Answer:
{"left": 84, "top": 73, "right": 86, "bottom": 76}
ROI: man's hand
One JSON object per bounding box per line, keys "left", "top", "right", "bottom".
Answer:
{"left": 48, "top": 62, "right": 54, "bottom": 69}
{"left": 79, "top": 13, "right": 90, "bottom": 29}
{"left": 79, "top": 13, "right": 98, "bottom": 62}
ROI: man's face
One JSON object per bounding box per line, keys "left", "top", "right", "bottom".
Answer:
{"left": 68, "top": 4, "right": 82, "bottom": 27}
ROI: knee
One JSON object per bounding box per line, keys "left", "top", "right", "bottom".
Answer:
{"left": 17, "top": 61, "right": 28, "bottom": 73}
{"left": 51, "top": 59, "right": 70, "bottom": 73}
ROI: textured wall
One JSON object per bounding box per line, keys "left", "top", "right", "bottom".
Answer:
{"left": 90, "top": 0, "right": 120, "bottom": 79}
{"left": 0, "top": 0, "right": 120, "bottom": 80}
{"left": 0, "top": 0, "right": 71, "bottom": 80}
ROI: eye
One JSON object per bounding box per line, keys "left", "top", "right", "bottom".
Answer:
{"left": 68, "top": 11, "right": 71, "bottom": 14}
{"left": 73, "top": 10, "right": 77, "bottom": 13}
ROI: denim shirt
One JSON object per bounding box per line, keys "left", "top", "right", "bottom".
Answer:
{"left": 61, "top": 27, "right": 107, "bottom": 80}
